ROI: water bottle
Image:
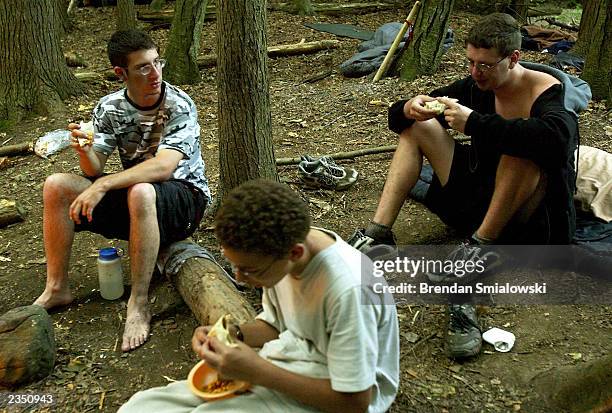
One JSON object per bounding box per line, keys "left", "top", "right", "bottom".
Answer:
{"left": 97, "top": 247, "right": 124, "bottom": 300}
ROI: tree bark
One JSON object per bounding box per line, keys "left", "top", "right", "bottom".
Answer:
{"left": 117, "top": 0, "right": 136, "bottom": 30}
{"left": 171, "top": 257, "right": 256, "bottom": 325}
{"left": 0, "top": 199, "right": 26, "bottom": 228}
{"left": 0, "top": 142, "right": 33, "bottom": 157}
{"left": 397, "top": 0, "right": 455, "bottom": 81}
{"left": 576, "top": 0, "right": 611, "bottom": 102}
{"left": 216, "top": 0, "right": 277, "bottom": 205}
{"left": 0, "top": 0, "right": 82, "bottom": 122}
{"left": 293, "top": 0, "right": 314, "bottom": 15}
{"left": 163, "top": 0, "right": 209, "bottom": 85}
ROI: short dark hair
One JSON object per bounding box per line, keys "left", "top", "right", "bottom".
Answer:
{"left": 215, "top": 180, "right": 311, "bottom": 258}
{"left": 107, "top": 29, "right": 157, "bottom": 68}
{"left": 465, "top": 13, "right": 521, "bottom": 57}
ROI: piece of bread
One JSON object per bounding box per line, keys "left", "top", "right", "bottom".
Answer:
{"left": 207, "top": 314, "right": 238, "bottom": 347}
{"left": 424, "top": 100, "right": 447, "bottom": 114}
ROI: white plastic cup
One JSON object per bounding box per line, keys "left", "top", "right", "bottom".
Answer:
{"left": 482, "top": 327, "right": 516, "bottom": 352}
{"left": 97, "top": 247, "right": 124, "bottom": 300}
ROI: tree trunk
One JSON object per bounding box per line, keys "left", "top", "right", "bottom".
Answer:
{"left": 293, "top": 0, "right": 314, "bottom": 15}
{"left": 216, "top": 0, "right": 277, "bottom": 204}
{"left": 575, "top": 0, "right": 611, "bottom": 102}
{"left": 0, "top": 0, "right": 82, "bottom": 122}
{"left": 397, "top": 0, "right": 455, "bottom": 81}
{"left": 149, "top": 0, "right": 165, "bottom": 11}
{"left": 55, "top": 0, "right": 70, "bottom": 34}
{"left": 0, "top": 199, "right": 26, "bottom": 228}
{"left": 508, "top": 0, "right": 530, "bottom": 23}
{"left": 171, "top": 257, "right": 257, "bottom": 325}
{"left": 117, "top": 0, "right": 136, "bottom": 30}
{"left": 163, "top": 0, "right": 209, "bottom": 85}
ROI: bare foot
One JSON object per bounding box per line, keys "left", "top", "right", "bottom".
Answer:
{"left": 121, "top": 305, "right": 151, "bottom": 352}
{"left": 33, "top": 287, "right": 74, "bottom": 310}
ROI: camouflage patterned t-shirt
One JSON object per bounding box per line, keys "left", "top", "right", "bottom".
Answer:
{"left": 91, "top": 82, "right": 211, "bottom": 202}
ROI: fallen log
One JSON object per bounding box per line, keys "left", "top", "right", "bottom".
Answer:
{"left": 138, "top": 2, "right": 396, "bottom": 23}
{"left": 0, "top": 199, "right": 26, "bottom": 228}
{"left": 159, "top": 242, "right": 256, "bottom": 326}
{"left": 74, "top": 69, "right": 124, "bottom": 82}
{"left": 0, "top": 142, "right": 33, "bottom": 157}
{"left": 267, "top": 39, "right": 340, "bottom": 58}
{"left": 276, "top": 145, "right": 398, "bottom": 166}
{"left": 272, "top": 2, "right": 397, "bottom": 16}
{"left": 198, "top": 40, "right": 339, "bottom": 67}
{"left": 74, "top": 39, "right": 338, "bottom": 83}
{"left": 137, "top": 9, "right": 215, "bottom": 23}
{"left": 541, "top": 17, "right": 579, "bottom": 32}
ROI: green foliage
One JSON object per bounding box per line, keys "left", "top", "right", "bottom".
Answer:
{"left": 557, "top": 6, "right": 582, "bottom": 25}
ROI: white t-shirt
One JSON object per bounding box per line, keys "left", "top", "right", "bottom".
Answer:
{"left": 256, "top": 228, "right": 399, "bottom": 413}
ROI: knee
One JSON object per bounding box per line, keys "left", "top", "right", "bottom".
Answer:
{"left": 499, "top": 155, "right": 542, "bottom": 179}
{"left": 43, "top": 173, "right": 76, "bottom": 201}
{"left": 127, "top": 183, "right": 156, "bottom": 216}
{"left": 399, "top": 119, "right": 445, "bottom": 145}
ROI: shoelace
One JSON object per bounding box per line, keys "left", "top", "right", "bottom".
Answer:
{"left": 449, "top": 306, "right": 482, "bottom": 333}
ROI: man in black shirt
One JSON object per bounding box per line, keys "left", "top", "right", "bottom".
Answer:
{"left": 349, "top": 13, "right": 591, "bottom": 358}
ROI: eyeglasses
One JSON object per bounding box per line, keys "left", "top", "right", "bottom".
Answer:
{"left": 468, "top": 56, "right": 507, "bottom": 73}
{"left": 128, "top": 58, "right": 166, "bottom": 76}
{"left": 229, "top": 257, "right": 277, "bottom": 279}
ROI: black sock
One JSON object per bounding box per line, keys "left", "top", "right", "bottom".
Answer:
{"left": 365, "top": 222, "right": 393, "bottom": 242}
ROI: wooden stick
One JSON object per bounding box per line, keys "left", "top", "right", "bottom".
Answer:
{"left": 0, "top": 199, "right": 26, "bottom": 228}
{"left": 373, "top": 1, "right": 421, "bottom": 82}
{"left": 276, "top": 145, "right": 397, "bottom": 166}
{"left": 0, "top": 142, "right": 33, "bottom": 157}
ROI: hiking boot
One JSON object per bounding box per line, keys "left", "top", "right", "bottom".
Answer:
{"left": 446, "top": 304, "right": 482, "bottom": 359}
{"left": 426, "top": 240, "right": 503, "bottom": 284}
{"left": 347, "top": 228, "right": 397, "bottom": 260}
{"left": 298, "top": 155, "right": 358, "bottom": 191}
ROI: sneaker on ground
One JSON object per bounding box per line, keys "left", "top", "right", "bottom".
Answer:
{"left": 347, "top": 228, "right": 397, "bottom": 260}
{"left": 298, "top": 155, "right": 358, "bottom": 191}
{"left": 446, "top": 304, "right": 482, "bottom": 359}
{"left": 426, "top": 240, "right": 503, "bottom": 284}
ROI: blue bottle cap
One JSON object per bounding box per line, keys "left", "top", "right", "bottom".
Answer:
{"left": 99, "top": 247, "right": 119, "bottom": 260}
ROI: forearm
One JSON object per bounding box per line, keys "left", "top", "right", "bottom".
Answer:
{"left": 78, "top": 151, "right": 104, "bottom": 177}
{"left": 94, "top": 161, "right": 169, "bottom": 191}
{"left": 238, "top": 320, "right": 279, "bottom": 348}
{"left": 250, "top": 358, "right": 369, "bottom": 413}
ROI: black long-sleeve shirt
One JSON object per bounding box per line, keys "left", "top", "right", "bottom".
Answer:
{"left": 388, "top": 76, "right": 579, "bottom": 243}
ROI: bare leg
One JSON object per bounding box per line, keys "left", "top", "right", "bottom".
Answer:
{"left": 372, "top": 119, "right": 455, "bottom": 227}
{"left": 122, "top": 183, "right": 160, "bottom": 352}
{"left": 34, "top": 174, "right": 92, "bottom": 309}
{"left": 476, "top": 155, "right": 546, "bottom": 240}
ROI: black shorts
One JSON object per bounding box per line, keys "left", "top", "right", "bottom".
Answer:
{"left": 423, "top": 143, "right": 550, "bottom": 243}
{"left": 75, "top": 179, "right": 208, "bottom": 246}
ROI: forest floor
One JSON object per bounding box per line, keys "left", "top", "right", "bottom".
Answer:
{"left": 0, "top": 2, "right": 610, "bottom": 412}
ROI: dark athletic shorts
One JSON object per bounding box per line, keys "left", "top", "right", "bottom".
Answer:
{"left": 74, "top": 179, "right": 208, "bottom": 246}
{"left": 423, "top": 143, "right": 550, "bottom": 243}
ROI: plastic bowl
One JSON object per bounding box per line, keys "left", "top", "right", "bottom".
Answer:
{"left": 187, "top": 360, "right": 250, "bottom": 401}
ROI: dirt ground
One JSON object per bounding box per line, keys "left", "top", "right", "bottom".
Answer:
{"left": 1, "top": 2, "right": 611, "bottom": 412}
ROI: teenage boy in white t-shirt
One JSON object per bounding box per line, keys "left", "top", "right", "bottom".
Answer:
{"left": 119, "top": 179, "right": 399, "bottom": 413}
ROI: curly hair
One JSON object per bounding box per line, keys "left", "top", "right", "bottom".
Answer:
{"left": 107, "top": 29, "right": 157, "bottom": 68}
{"left": 465, "top": 13, "right": 521, "bottom": 57}
{"left": 215, "top": 180, "right": 311, "bottom": 258}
